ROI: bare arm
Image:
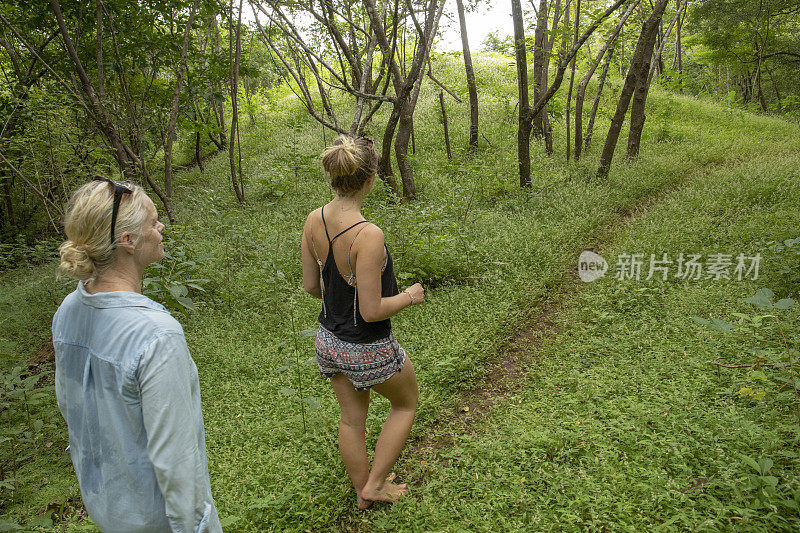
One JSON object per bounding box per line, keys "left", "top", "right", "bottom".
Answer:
{"left": 301, "top": 210, "right": 322, "bottom": 298}
{"left": 355, "top": 225, "right": 424, "bottom": 322}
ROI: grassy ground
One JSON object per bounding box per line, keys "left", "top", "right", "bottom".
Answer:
{"left": 0, "top": 54, "right": 798, "bottom": 531}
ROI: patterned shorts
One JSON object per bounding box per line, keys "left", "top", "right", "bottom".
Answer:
{"left": 315, "top": 325, "right": 406, "bottom": 391}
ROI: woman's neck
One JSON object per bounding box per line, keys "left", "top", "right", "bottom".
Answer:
{"left": 85, "top": 264, "right": 142, "bottom": 294}
{"left": 330, "top": 191, "right": 364, "bottom": 214}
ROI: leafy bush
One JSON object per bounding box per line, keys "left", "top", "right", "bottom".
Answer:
{"left": 0, "top": 365, "right": 60, "bottom": 497}
{"left": 377, "top": 202, "right": 483, "bottom": 288}
{"left": 143, "top": 230, "right": 210, "bottom": 313}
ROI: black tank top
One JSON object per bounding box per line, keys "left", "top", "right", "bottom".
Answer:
{"left": 314, "top": 206, "right": 399, "bottom": 343}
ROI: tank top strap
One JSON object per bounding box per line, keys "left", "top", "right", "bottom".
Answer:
{"left": 330, "top": 219, "right": 369, "bottom": 244}
{"left": 320, "top": 205, "right": 331, "bottom": 244}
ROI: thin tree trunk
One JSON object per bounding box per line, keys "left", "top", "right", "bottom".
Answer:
{"left": 585, "top": 46, "right": 614, "bottom": 150}
{"left": 455, "top": 0, "right": 478, "bottom": 150}
{"left": 511, "top": 0, "right": 532, "bottom": 187}
{"left": 627, "top": 0, "right": 670, "bottom": 158}
{"left": 392, "top": 0, "right": 444, "bottom": 199}
{"left": 532, "top": 0, "right": 549, "bottom": 137}
{"left": 648, "top": 0, "right": 685, "bottom": 86}
{"left": 597, "top": 0, "right": 668, "bottom": 179}
{"left": 163, "top": 0, "right": 200, "bottom": 199}
{"left": 675, "top": 5, "right": 682, "bottom": 92}
{"left": 439, "top": 91, "right": 451, "bottom": 159}
{"left": 1, "top": 175, "right": 14, "bottom": 229}
{"left": 229, "top": 0, "right": 245, "bottom": 203}
{"left": 51, "top": 0, "right": 176, "bottom": 221}
{"left": 542, "top": 0, "right": 563, "bottom": 156}
{"left": 576, "top": 0, "right": 636, "bottom": 160}
{"left": 95, "top": 0, "right": 104, "bottom": 99}
{"left": 565, "top": 0, "right": 579, "bottom": 162}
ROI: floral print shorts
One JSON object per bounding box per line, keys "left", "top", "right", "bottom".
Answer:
{"left": 315, "top": 325, "right": 406, "bottom": 391}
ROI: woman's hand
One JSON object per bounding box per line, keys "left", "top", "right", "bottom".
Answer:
{"left": 403, "top": 283, "right": 425, "bottom": 306}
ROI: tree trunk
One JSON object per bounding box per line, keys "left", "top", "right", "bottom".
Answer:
{"left": 511, "top": 0, "right": 532, "bottom": 187}
{"left": 648, "top": 0, "right": 686, "bottom": 87}
{"left": 576, "top": 0, "right": 636, "bottom": 160}
{"left": 95, "top": 0, "right": 104, "bottom": 99}
{"left": 532, "top": 0, "right": 549, "bottom": 137}
{"left": 585, "top": 46, "right": 613, "bottom": 150}
{"left": 542, "top": 0, "right": 563, "bottom": 156}
{"left": 627, "top": 0, "right": 669, "bottom": 159}
{"left": 228, "top": 0, "right": 245, "bottom": 204}
{"left": 455, "top": 0, "right": 478, "bottom": 150}
{"left": 163, "top": 0, "right": 199, "bottom": 199}
{"left": 675, "top": 6, "right": 682, "bottom": 92}
{"left": 565, "top": 0, "right": 580, "bottom": 162}
{"left": 394, "top": 103, "right": 415, "bottom": 199}
{"left": 597, "top": 0, "right": 668, "bottom": 179}
{"left": 439, "top": 91, "right": 452, "bottom": 159}
{"left": 1, "top": 175, "right": 14, "bottom": 230}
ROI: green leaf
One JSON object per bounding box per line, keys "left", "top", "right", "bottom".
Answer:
{"left": 302, "top": 396, "right": 320, "bottom": 410}
{"left": 746, "top": 288, "right": 774, "bottom": 310}
{"left": 279, "top": 388, "right": 296, "bottom": 396}
{"left": 708, "top": 317, "right": 736, "bottom": 333}
{"left": 758, "top": 458, "right": 774, "bottom": 474}
{"left": 24, "top": 516, "right": 52, "bottom": 527}
{"left": 741, "top": 455, "right": 761, "bottom": 472}
{"left": 169, "top": 283, "right": 189, "bottom": 300}
{"left": 749, "top": 370, "right": 768, "bottom": 382}
{"left": 762, "top": 475, "right": 779, "bottom": 487}
{"left": 219, "top": 516, "right": 241, "bottom": 528}
{"left": 774, "top": 298, "right": 796, "bottom": 310}
{"left": 299, "top": 329, "right": 317, "bottom": 338}
{"left": 691, "top": 316, "right": 711, "bottom": 327}
{"left": 274, "top": 362, "right": 294, "bottom": 373}
{"left": 174, "top": 296, "right": 197, "bottom": 311}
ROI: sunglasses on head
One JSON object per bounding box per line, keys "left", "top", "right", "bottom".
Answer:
{"left": 93, "top": 176, "right": 133, "bottom": 245}
{"left": 356, "top": 135, "right": 374, "bottom": 146}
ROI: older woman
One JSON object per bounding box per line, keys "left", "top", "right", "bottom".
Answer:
{"left": 52, "top": 178, "right": 222, "bottom": 533}
{"left": 301, "top": 135, "right": 424, "bottom": 509}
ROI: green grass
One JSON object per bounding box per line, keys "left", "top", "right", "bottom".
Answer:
{"left": 1, "top": 54, "right": 799, "bottom": 531}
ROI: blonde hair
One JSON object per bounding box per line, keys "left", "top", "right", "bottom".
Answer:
{"left": 321, "top": 135, "right": 378, "bottom": 195}
{"left": 58, "top": 180, "right": 149, "bottom": 280}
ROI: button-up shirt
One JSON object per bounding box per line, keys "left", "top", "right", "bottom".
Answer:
{"left": 52, "top": 282, "right": 222, "bottom": 533}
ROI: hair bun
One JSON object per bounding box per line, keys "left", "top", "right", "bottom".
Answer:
{"left": 58, "top": 240, "right": 96, "bottom": 280}
{"left": 323, "top": 137, "right": 360, "bottom": 179}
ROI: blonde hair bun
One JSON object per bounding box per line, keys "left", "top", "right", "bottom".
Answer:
{"left": 321, "top": 135, "right": 378, "bottom": 195}
{"left": 58, "top": 240, "right": 95, "bottom": 280}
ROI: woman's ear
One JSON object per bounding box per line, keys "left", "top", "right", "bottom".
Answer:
{"left": 117, "top": 232, "right": 136, "bottom": 255}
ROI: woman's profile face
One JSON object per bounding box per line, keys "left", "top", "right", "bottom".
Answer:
{"left": 134, "top": 196, "right": 165, "bottom": 269}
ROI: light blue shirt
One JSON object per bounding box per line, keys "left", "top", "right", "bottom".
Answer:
{"left": 52, "top": 282, "right": 222, "bottom": 533}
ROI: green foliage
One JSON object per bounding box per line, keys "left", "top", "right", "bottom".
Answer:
{"left": 0, "top": 365, "right": 59, "bottom": 498}
{"left": 694, "top": 288, "right": 798, "bottom": 424}
{"left": 143, "top": 230, "right": 210, "bottom": 313}
{"left": 0, "top": 236, "right": 59, "bottom": 272}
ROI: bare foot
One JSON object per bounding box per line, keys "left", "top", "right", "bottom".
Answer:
{"left": 360, "top": 472, "right": 408, "bottom": 504}
{"left": 356, "top": 494, "right": 373, "bottom": 510}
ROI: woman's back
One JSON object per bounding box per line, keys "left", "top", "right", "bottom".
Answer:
{"left": 308, "top": 204, "right": 399, "bottom": 343}
{"left": 53, "top": 283, "right": 218, "bottom": 533}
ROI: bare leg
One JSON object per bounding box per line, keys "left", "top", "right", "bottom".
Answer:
{"left": 360, "top": 357, "right": 419, "bottom": 503}
{"left": 329, "top": 374, "right": 372, "bottom": 509}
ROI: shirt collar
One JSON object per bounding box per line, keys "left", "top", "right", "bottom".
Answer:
{"left": 77, "top": 281, "right": 166, "bottom": 311}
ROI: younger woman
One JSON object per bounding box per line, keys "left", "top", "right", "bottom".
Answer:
{"left": 301, "top": 135, "right": 424, "bottom": 508}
